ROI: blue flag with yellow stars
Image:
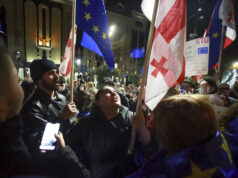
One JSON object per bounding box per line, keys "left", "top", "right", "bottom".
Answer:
{"left": 76, "top": 0, "right": 115, "bottom": 70}
{"left": 127, "top": 131, "right": 238, "bottom": 178}
{"left": 206, "top": 0, "right": 225, "bottom": 69}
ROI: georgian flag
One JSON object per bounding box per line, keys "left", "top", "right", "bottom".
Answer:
{"left": 142, "top": 0, "right": 186, "bottom": 110}
{"left": 59, "top": 26, "right": 77, "bottom": 77}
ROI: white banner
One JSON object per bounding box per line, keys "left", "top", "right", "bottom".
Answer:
{"left": 185, "top": 37, "right": 209, "bottom": 77}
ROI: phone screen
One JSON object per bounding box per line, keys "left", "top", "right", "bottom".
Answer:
{"left": 25, "top": 67, "right": 30, "bottom": 76}
{"left": 39, "top": 123, "right": 60, "bottom": 150}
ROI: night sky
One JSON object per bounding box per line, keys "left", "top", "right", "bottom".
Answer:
{"left": 131, "top": 0, "right": 238, "bottom": 71}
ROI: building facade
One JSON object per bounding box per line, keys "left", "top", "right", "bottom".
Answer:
{"left": 0, "top": 0, "right": 149, "bottom": 80}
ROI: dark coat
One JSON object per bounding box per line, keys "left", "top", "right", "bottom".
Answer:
{"left": 0, "top": 115, "right": 31, "bottom": 176}
{"left": 21, "top": 88, "right": 71, "bottom": 152}
{"left": 68, "top": 105, "right": 136, "bottom": 178}
{"left": 21, "top": 88, "right": 81, "bottom": 177}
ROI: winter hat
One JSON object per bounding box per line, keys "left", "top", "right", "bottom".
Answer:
{"left": 30, "top": 59, "right": 57, "bottom": 83}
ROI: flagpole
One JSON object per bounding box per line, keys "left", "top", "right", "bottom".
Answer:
{"left": 69, "top": 0, "right": 76, "bottom": 102}
{"left": 217, "top": 25, "right": 225, "bottom": 83}
{"left": 128, "top": 0, "right": 159, "bottom": 154}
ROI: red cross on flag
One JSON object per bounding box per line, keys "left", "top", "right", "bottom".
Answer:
{"left": 142, "top": 0, "right": 186, "bottom": 110}
{"left": 219, "top": 0, "right": 236, "bottom": 49}
{"left": 59, "top": 26, "right": 77, "bottom": 77}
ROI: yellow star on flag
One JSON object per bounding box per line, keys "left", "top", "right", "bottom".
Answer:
{"left": 84, "top": 12, "right": 91, "bottom": 21}
{"left": 185, "top": 161, "right": 217, "bottom": 178}
{"left": 92, "top": 25, "right": 99, "bottom": 33}
{"left": 220, "top": 132, "right": 233, "bottom": 165}
{"left": 212, "top": 32, "right": 219, "bottom": 38}
{"left": 102, "top": 32, "right": 107, "bottom": 40}
{"left": 83, "top": 0, "right": 90, "bottom": 7}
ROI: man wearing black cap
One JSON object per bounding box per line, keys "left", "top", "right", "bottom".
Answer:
{"left": 21, "top": 58, "right": 78, "bottom": 173}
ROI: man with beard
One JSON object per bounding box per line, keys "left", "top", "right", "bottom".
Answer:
{"left": 21, "top": 58, "right": 78, "bottom": 175}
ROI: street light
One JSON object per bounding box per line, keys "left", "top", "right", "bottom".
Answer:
{"left": 109, "top": 25, "right": 116, "bottom": 38}
{"left": 232, "top": 62, "right": 238, "bottom": 69}
{"left": 75, "top": 58, "right": 81, "bottom": 66}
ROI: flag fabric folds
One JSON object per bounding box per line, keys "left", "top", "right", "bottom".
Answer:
{"left": 207, "top": 0, "right": 236, "bottom": 69}
{"left": 144, "top": 0, "right": 186, "bottom": 110}
{"left": 219, "top": 0, "right": 236, "bottom": 49}
{"left": 141, "top": 0, "right": 155, "bottom": 21}
{"left": 59, "top": 27, "right": 77, "bottom": 77}
{"left": 127, "top": 131, "right": 238, "bottom": 178}
{"left": 76, "top": 0, "right": 115, "bottom": 70}
{"left": 206, "top": 0, "right": 223, "bottom": 69}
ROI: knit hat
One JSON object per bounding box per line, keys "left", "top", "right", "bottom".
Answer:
{"left": 30, "top": 59, "right": 57, "bottom": 83}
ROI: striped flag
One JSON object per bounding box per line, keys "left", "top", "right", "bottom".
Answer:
{"left": 59, "top": 26, "right": 77, "bottom": 78}
{"left": 143, "top": 0, "right": 186, "bottom": 110}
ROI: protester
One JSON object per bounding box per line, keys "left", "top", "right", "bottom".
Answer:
{"left": 199, "top": 78, "right": 217, "bottom": 94}
{"left": 113, "top": 76, "right": 121, "bottom": 88}
{"left": 102, "top": 78, "right": 131, "bottom": 109}
{"left": 74, "top": 90, "right": 93, "bottom": 120}
{"left": 21, "top": 58, "right": 78, "bottom": 175}
{"left": 128, "top": 95, "right": 238, "bottom": 177}
{"left": 68, "top": 85, "right": 150, "bottom": 178}
{"left": 58, "top": 76, "right": 70, "bottom": 101}
{"left": 217, "top": 83, "right": 237, "bottom": 107}
{"left": 180, "top": 80, "right": 193, "bottom": 93}
{"left": 0, "top": 47, "right": 31, "bottom": 176}
{"left": 85, "top": 81, "right": 97, "bottom": 96}
{"left": 21, "top": 72, "right": 36, "bottom": 103}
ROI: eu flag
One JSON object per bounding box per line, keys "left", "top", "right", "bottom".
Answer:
{"left": 207, "top": 0, "right": 225, "bottom": 69}
{"left": 127, "top": 131, "right": 238, "bottom": 178}
{"left": 76, "top": 0, "right": 115, "bottom": 70}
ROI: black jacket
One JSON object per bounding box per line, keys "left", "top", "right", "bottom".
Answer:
{"left": 68, "top": 105, "right": 137, "bottom": 178}
{"left": 21, "top": 88, "right": 84, "bottom": 177}
{"left": 21, "top": 88, "right": 71, "bottom": 152}
{"left": 0, "top": 115, "right": 31, "bottom": 176}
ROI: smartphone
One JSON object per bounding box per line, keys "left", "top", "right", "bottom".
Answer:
{"left": 25, "top": 67, "right": 30, "bottom": 76}
{"left": 39, "top": 123, "right": 60, "bottom": 150}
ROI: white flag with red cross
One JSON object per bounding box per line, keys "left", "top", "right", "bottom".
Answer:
{"left": 143, "top": 0, "right": 186, "bottom": 110}
{"left": 219, "top": 0, "right": 236, "bottom": 49}
{"left": 59, "top": 26, "right": 77, "bottom": 78}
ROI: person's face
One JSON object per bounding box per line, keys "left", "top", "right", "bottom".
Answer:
{"left": 39, "top": 69, "right": 59, "bottom": 91}
{"left": 181, "top": 83, "right": 192, "bottom": 93}
{"left": 97, "top": 86, "right": 121, "bottom": 109}
{"left": 218, "top": 84, "right": 230, "bottom": 96}
{"left": 115, "top": 77, "right": 119, "bottom": 82}
{"left": 1, "top": 61, "right": 24, "bottom": 121}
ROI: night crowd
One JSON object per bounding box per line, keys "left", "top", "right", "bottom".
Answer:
{"left": 1, "top": 45, "right": 238, "bottom": 178}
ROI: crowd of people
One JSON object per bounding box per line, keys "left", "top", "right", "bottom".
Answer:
{"left": 1, "top": 45, "right": 238, "bottom": 177}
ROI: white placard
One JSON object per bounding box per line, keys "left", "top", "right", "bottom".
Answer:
{"left": 185, "top": 37, "right": 209, "bottom": 77}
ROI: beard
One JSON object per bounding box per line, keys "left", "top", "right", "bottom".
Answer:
{"left": 40, "top": 78, "right": 59, "bottom": 91}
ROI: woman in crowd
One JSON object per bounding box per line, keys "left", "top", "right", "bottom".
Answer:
{"left": 128, "top": 94, "right": 238, "bottom": 178}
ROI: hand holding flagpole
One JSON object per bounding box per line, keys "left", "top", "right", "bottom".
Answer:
{"left": 128, "top": 0, "right": 159, "bottom": 154}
